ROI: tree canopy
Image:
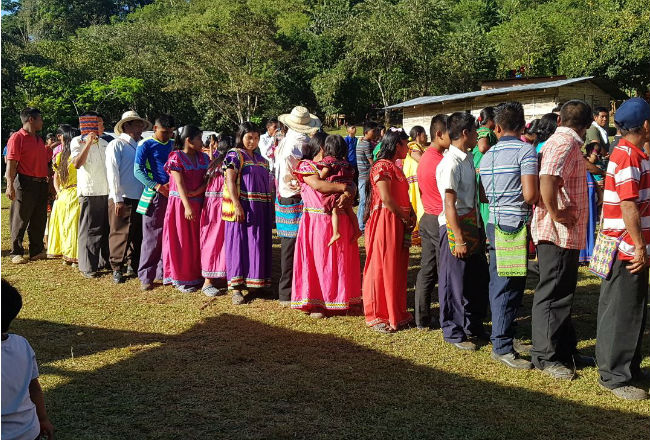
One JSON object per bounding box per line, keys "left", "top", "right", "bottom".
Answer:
{"left": 2, "top": 0, "right": 649, "bottom": 136}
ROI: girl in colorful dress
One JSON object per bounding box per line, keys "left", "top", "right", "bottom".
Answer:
{"left": 47, "top": 124, "right": 80, "bottom": 265}
{"left": 223, "top": 122, "right": 273, "bottom": 305}
{"left": 362, "top": 130, "right": 415, "bottom": 333}
{"left": 473, "top": 107, "right": 498, "bottom": 228}
{"left": 162, "top": 125, "right": 210, "bottom": 293}
{"left": 199, "top": 142, "right": 230, "bottom": 297}
{"left": 402, "top": 125, "right": 427, "bottom": 244}
{"left": 316, "top": 134, "right": 361, "bottom": 246}
{"left": 292, "top": 131, "right": 361, "bottom": 317}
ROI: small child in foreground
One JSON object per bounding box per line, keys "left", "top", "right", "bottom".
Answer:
{"left": 1, "top": 279, "right": 54, "bottom": 440}
{"left": 317, "top": 135, "right": 361, "bottom": 245}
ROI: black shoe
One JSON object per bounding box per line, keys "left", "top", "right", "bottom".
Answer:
{"left": 573, "top": 353, "right": 596, "bottom": 368}
{"left": 112, "top": 270, "right": 125, "bottom": 284}
{"left": 81, "top": 271, "right": 98, "bottom": 279}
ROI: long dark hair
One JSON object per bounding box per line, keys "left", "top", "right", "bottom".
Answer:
{"left": 56, "top": 124, "right": 77, "bottom": 185}
{"left": 363, "top": 129, "right": 408, "bottom": 224}
{"left": 533, "top": 116, "right": 558, "bottom": 147}
{"left": 409, "top": 125, "right": 425, "bottom": 143}
{"left": 235, "top": 121, "right": 260, "bottom": 149}
{"left": 174, "top": 125, "right": 202, "bottom": 150}
{"left": 477, "top": 106, "right": 495, "bottom": 127}
{"left": 304, "top": 130, "right": 327, "bottom": 160}
{"left": 323, "top": 134, "right": 347, "bottom": 160}
{"left": 205, "top": 141, "right": 232, "bottom": 182}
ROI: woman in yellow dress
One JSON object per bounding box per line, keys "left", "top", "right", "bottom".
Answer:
{"left": 401, "top": 125, "right": 427, "bottom": 245}
{"left": 47, "top": 124, "right": 80, "bottom": 264}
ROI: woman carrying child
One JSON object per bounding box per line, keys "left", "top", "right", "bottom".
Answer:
{"left": 47, "top": 124, "right": 80, "bottom": 265}
{"left": 162, "top": 125, "right": 210, "bottom": 293}
{"left": 223, "top": 122, "right": 273, "bottom": 305}
{"left": 199, "top": 141, "right": 231, "bottom": 297}
{"left": 316, "top": 134, "right": 361, "bottom": 245}
{"left": 292, "top": 132, "right": 361, "bottom": 317}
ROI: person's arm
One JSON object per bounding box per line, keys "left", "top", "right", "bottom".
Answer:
{"left": 521, "top": 174, "right": 539, "bottom": 205}
{"left": 29, "top": 378, "right": 54, "bottom": 439}
{"left": 187, "top": 182, "right": 207, "bottom": 198}
{"left": 225, "top": 168, "right": 244, "bottom": 222}
{"left": 410, "top": 150, "right": 423, "bottom": 162}
{"left": 134, "top": 144, "right": 169, "bottom": 197}
{"left": 539, "top": 175, "right": 576, "bottom": 226}
{"left": 376, "top": 178, "right": 412, "bottom": 227}
{"left": 318, "top": 166, "right": 331, "bottom": 180}
{"left": 444, "top": 190, "right": 467, "bottom": 258}
{"left": 5, "top": 159, "right": 17, "bottom": 200}
{"left": 364, "top": 142, "right": 374, "bottom": 166}
{"left": 105, "top": 141, "right": 124, "bottom": 215}
{"left": 620, "top": 200, "right": 648, "bottom": 273}
{"left": 303, "top": 174, "right": 350, "bottom": 195}
{"left": 53, "top": 171, "right": 61, "bottom": 194}
{"left": 170, "top": 170, "right": 195, "bottom": 221}
{"left": 72, "top": 133, "right": 96, "bottom": 169}
{"left": 477, "top": 137, "right": 491, "bottom": 154}
{"left": 584, "top": 157, "right": 605, "bottom": 176}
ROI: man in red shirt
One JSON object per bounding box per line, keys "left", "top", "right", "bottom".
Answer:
{"left": 414, "top": 114, "right": 450, "bottom": 329}
{"left": 596, "top": 97, "right": 650, "bottom": 400}
{"left": 5, "top": 108, "right": 50, "bottom": 264}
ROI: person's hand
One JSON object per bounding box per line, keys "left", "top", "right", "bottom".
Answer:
{"left": 40, "top": 418, "right": 54, "bottom": 439}
{"left": 453, "top": 242, "right": 468, "bottom": 259}
{"left": 344, "top": 183, "right": 357, "bottom": 197}
{"left": 233, "top": 204, "right": 245, "bottom": 223}
{"left": 337, "top": 191, "right": 352, "bottom": 209}
{"left": 627, "top": 245, "right": 648, "bottom": 274}
{"left": 184, "top": 205, "right": 195, "bottom": 222}
{"left": 114, "top": 202, "right": 124, "bottom": 216}
{"left": 553, "top": 207, "right": 577, "bottom": 227}
{"left": 157, "top": 183, "right": 170, "bottom": 197}
{"left": 187, "top": 188, "right": 204, "bottom": 198}
{"left": 5, "top": 182, "right": 15, "bottom": 201}
{"left": 85, "top": 132, "right": 97, "bottom": 148}
{"left": 407, "top": 210, "right": 417, "bottom": 230}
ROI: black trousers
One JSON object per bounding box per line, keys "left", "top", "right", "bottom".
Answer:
{"left": 78, "top": 195, "right": 110, "bottom": 274}
{"left": 10, "top": 174, "right": 49, "bottom": 257}
{"left": 108, "top": 198, "right": 142, "bottom": 272}
{"left": 596, "top": 258, "right": 648, "bottom": 389}
{"left": 278, "top": 195, "right": 301, "bottom": 302}
{"left": 531, "top": 242, "right": 579, "bottom": 369}
{"left": 414, "top": 213, "right": 440, "bottom": 327}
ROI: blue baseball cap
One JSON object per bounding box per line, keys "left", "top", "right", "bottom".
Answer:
{"left": 614, "top": 97, "right": 650, "bottom": 130}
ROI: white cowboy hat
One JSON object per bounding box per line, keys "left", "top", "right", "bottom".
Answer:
{"left": 278, "top": 106, "right": 321, "bottom": 134}
{"left": 114, "top": 110, "right": 152, "bottom": 135}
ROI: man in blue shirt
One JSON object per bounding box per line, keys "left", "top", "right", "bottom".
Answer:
{"left": 134, "top": 114, "right": 175, "bottom": 290}
{"left": 344, "top": 124, "right": 358, "bottom": 168}
{"left": 106, "top": 111, "right": 150, "bottom": 284}
{"left": 479, "top": 102, "right": 539, "bottom": 370}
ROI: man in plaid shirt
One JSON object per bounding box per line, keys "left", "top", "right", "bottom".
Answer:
{"left": 531, "top": 100, "right": 595, "bottom": 380}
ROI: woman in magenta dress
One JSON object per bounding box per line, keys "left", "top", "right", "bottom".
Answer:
{"left": 363, "top": 130, "right": 415, "bottom": 333}
{"left": 223, "top": 122, "right": 273, "bottom": 305}
{"left": 291, "top": 132, "right": 362, "bottom": 318}
{"left": 199, "top": 141, "right": 231, "bottom": 297}
{"left": 162, "top": 125, "right": 210, "bottom": 293}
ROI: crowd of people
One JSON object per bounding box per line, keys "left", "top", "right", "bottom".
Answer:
{"left": 3, "top": 96, "right": 650, "bottom": 411}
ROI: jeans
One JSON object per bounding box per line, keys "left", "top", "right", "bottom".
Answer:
{"left": 486, "top": 223, "right": 527, "bottom": 355}
{"left": 357, "top": 177, "right": 368, "bottom": 231}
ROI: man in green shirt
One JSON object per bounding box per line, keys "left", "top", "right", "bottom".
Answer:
{"left": 585, "top": 106, "right": 611, "bottom": 153}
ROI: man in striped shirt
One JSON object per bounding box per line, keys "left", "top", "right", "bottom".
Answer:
{"left": 596, "top": 97, "right": 650, "bottom": 400}
{"left": 479, "top": 102, "right": 538, "bottom": 370}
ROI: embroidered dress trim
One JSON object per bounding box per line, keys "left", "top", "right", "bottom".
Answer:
{"left": 205, "top": 191, "right": 222, "bottom": 198}
{"left": 291, "top": 296, "right": 362, "bottom": 310}
{"left": 169, "top": 190, "right": 204, "bottom": 202}
{"left": 201, "top": 270, "right": 226, "bottom": 278}
{"left": 163, "top": 276, "right": 203, "bottom": 286}
{"left": 228, "top": 276, "right": 271, "bottom": 288}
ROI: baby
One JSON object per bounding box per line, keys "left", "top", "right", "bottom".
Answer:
{"left": 317, "top": 135, "right": 362, "bottom": 246}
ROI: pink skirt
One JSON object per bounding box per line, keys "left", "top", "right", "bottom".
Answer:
{"left": 199, "top": 194, "right": 226, "bottom": 279}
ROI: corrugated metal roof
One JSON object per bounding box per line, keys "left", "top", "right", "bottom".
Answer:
{"left": 386, "top": 76, "right": 599, "bottom": 109}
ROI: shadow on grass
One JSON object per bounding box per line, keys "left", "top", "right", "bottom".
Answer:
{"left": 15, "top": 315, "right": 649, "bottom": 440}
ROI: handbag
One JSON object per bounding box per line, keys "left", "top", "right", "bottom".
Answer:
{"left": 446, "top": 208, "right": 481, "bottom": 255}
{"left": 221, "top": 149, "right": 244, "bottom": 222}
{"left": 489, "top": 151, "right": 529, "bottom": 276}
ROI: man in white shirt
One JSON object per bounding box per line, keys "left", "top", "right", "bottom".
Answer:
{"left": 259, "top": 118, "right": 278, "bottom": 171}
{"left": 275, "top": 107, "right": 321, "bottom": 306}
{"left": 105, "top": 111, "right": 150, "bottom": 284}
{"left": 71, "top": 111, "right": 110, "bottom": 278}
{"left": 436, "top": 111, "right": 489, "bottom": 351}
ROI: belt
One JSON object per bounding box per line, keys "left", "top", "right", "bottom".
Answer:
{"left": 18, "top": 174, "right": 48, "bottom": 183}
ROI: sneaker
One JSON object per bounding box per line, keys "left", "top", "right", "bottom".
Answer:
{"left": 539, "top": 363, "right": 575, "bottom": 380}
{"left": 599, "top": 383, "right": 648, "bottom": 401}
{"left": 124, "top": 266, "right": 137, "bottom": 277}
{"left": 491, "top": 351, "right": 533, "bottom": 370}
{"left": 112, "top": 270, "right": 125, "bottom": 284}
{"left": 202, "top": 285, "right": 220, "bottom": 297}
{"left": 513, "top": 339, "right": 533, "bottom": 354}
{"left": 450, "top": 341, "right": 478, "bottom": 351}
{"left": 30, "top": 252, "right": 47, "bottom": 261}
{"left": 232, "top": 291, "right": 245, "bottom": 305}
{"left": 81, "top": 271, "right": 99, "bottom": 279}
{"left": 11, "top": 255, "right": 27, "bottom": 264}
{"left": 177, "top": 285, "right": 198, "bottom": 293}
{"left": 140, "top": 282, "right": 153, "bottom": 291}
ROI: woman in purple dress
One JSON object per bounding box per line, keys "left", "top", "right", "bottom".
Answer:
{"left": 222, "top": 122, "right": 273, "bottom": 304}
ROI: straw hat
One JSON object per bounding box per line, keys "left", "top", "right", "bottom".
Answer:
{"left": 114, "top": 110, "right": 152, "bottom": 135}
{"left": 278, "top": 106, "right": 321, "bottom": 134}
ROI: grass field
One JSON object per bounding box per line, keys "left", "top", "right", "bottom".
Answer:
{"left": 1, "top": 194, "right": 649, "bottom": 439}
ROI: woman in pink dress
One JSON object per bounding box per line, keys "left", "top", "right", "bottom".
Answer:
{"left": 363, "top": 129, "right": 415, "bottom": 333}
{"left": 291, "top": 132, "right": 361, "bottom": 318}
{"left": 162, "top": 125, "right": 210, "bottom": 293}
{"left": 199, "top": 142, "right": 230, "bottom": 297}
